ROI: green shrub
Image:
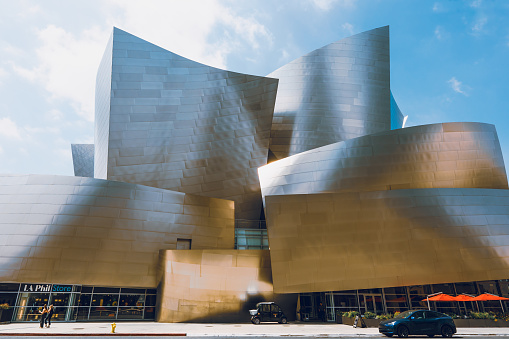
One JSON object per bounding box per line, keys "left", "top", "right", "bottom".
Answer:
{"left": 342, "top": 310, "right": 359, "bottom": 318}
{"left": 376, "top": 313, "right": 393, "bottom": 320}
{"left": 364, "top": 311, "right": 376, "bottom": 319}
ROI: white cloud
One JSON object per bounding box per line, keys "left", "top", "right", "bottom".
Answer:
{"left": 9, "top": 25, "right": 109, "bottom": 122}
{"left": 342, "top": 22, "right": 354, "bottom": 35}
{"left": 470, "top": 0, "right": 482, "bottom": 8}
{"left": 46, "top": 109, "right": 64, "bottom": 121}
{"left": 0, "top": 145, "right": 3, "bottom": 154}
{"left": 434, "top": 26, "right": 443, "bottom": 40}
{"left": 432, "top": 2, "right": 441, "bottom": 12}
{"left": 0, "top": 117, "right": 22, "bottom": 140}
{"left": 310, "top": 0, "right": 356, "bottom": 11}
{"left": 448, "top": 77, "right": 469, "bottom": 96}
{"left": 471, "top": 16, "right": 487, "bottom": 35}
{"left": 106, "top": 0, "right": 273, "bottom": 70}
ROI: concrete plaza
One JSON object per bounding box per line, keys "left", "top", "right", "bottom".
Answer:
{"left": 1, "top": 322, "right": 509, "bottom": 337}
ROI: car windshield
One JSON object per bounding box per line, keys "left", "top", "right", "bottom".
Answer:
{"left": 394, "top": 310, "right": 414, "bottom": 319}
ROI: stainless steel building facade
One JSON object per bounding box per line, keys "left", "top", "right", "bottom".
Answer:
{"left": 1, "top": 26, "right": 508, "bottom": 323}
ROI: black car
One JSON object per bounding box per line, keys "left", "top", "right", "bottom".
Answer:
{"left": 379, "top": 310, "right": 456, "bottom": 338}
{"left": 249, "top": 302, "right": 288, "bottom": 324}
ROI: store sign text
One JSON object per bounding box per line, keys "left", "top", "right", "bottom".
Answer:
{"left": 22, "top": 284, "right": 51, "bottom": 292}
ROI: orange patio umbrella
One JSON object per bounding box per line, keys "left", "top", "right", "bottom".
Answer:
{"left": 454, "top": 294, "right": 479, "bottom": 312}
{"left": 422, "top": 293, "right": 457, "bottom": 310}
{"left": 472, "top": 293, "right": 509, "bottom": 313}
{"left": 472, "top": 293, "right": 509, "bottom": 301}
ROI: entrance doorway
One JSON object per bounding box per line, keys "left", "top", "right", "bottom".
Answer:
{"left": 359, "top": 294, "right": 384, "bottom": 314}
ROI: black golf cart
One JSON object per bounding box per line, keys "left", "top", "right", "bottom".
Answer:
{"left": 249, "top": 301, "right": 288, "bottom": 324}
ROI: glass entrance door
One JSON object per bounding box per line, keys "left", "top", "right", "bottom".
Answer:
{"left": 360, "top": 294, "right": 383, "bottom": 314}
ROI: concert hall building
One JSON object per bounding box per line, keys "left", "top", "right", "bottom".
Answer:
{"left": 1, "top": 26, "right": 509, "bottom": 323}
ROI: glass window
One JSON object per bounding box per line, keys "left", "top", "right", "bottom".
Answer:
{"left": 0, "top": 293, "right": 18, "bottom": 306}
{"left": 93, "top": 287, "right": 119, "bottom": 294}
{"left": 432, "top": 284, "right": 454, "bottom": 294}
{"left": 477, "top": 281, "right": 499, "bottom": 295}
{"left": 88, "top": 306, "right": 117, "bottom": 320}
{"left": 498, "top": 280, "right": 509, "bottom": 297}
{"left": 147, "top": 289, "right": 157, "bottom": 295}
{"left": 76, "top": 307, "right": 90, "bottom": 321}
{"left": 408, "top": 285, "right": 432, "bottom": 295}
{"left": 0, "top": 283, "right": 20, "bottom": 292}
{"left": 91, "top": 294, "right": 118, "bottom": 307}
{"left": 144, "top": 306, "right": 155, "bottom": 319}
{"left": 412, "top": 311, "right": 425, "bottom": 319}
{"left": 77, "top": 294, "right": 92, "bottom": 307}
{"left": 81, "top": 286, "right": 93, "bottom": 293}
{"left": 176, "top": 238, "right": 192, "bottom": 249}
{"left": 121, "top": 288, "right": 145, "bottom": 294}
{"left": 50, "top": 293, "right": 70, "bottom": 307}
{"left": 333, "top": 294, "right": 357, "bottom": 308}
{"left": 145, "top": 295, "right": 156, "bottom": 307}
{"left": 358, "top": 288, "right": 381, "bottom": 294}
{"left": 119, "top": 294, "right": 144, "bottom": 307}
{"left": 118, "top": 307, "right": 143, "bottom": 319}
{"left": 384, "top": 287, "right": 406, "bottom": 294}
{"left": 261, "top": 304, "right": 270, "bottom": 313}
{"left": 455, "top": 282, "right": 477, "bottom": 295}
{"left": 271, "top": 304, "right": 280, "bottom": 312}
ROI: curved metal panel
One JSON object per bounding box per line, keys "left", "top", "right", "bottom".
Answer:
{"left": 259, "top": 122, "right": 508, "bottom": 201}
{"left": 391, "top": 91, "right": 406, "bottom": 129}
{"left": 96, "top": 28, "right": 278, "bottom": 219}
{"left": 156, "top": 249, "right": 296, "bottom": 322}
{"left": 0, "top": 175, "right": 234, "bottom": 287}
{"left": 265, "top": 188, "right": 509, "bottom": 293}
{"left": 71, "top": 144, "right": 94, "bottom": 178}
{"left": 268, "top": 26, "right": 391, "bottom": 160}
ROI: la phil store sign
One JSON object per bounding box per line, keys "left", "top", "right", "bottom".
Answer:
{"left": 22, "top": 284, "right": 73, "bottom": 293}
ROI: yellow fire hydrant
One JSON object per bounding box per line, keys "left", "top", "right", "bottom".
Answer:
{"left": 111, "top": 323, "right": 116, "bottom": 333}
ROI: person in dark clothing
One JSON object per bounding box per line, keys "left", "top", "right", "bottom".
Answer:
{"left": 318, "top": 302, "right": 326, "bottom": 322}
{"left": 45, "top": 305, "right": 54, "bottom": 328}
{"left": 39, "top": 305, "right": 48, "bottom": 329}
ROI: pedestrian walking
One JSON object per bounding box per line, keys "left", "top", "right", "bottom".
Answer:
{"left": 39, "top": 304, "right": 48, "bottom": 329}
{"left": 45, "top": 305, "right": 54, "bottom": 328}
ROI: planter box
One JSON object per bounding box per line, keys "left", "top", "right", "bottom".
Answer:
{"left": 341, "top": 316, "right": 355, "bottom": 326}
{"left": 454, "top": 319, "right": 509, "bottom": 327}
{"left": 340, "top": 316, "right": 380, "bottom": 327}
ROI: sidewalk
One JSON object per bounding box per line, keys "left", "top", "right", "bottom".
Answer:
{"left": 1, "top": 322, "right": 509, "bottom": 336}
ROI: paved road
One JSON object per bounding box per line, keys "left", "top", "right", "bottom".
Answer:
{"left": 1, "top": 322, "right": 509, "bottom": 337}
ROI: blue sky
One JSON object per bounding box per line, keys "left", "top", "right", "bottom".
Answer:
{"left": 0, "top": 0, "right": 508, "bottom": 175}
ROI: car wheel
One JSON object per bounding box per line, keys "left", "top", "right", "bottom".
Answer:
{"left": 441, "top": 325, "right": 453, "bottom": 338}
{"left": 253, "top": 317, "right": 260, "bottom": 325}
{"left": 397, "top": 325, "right": 409, "bottom": 338}
{"left": 281, "top": 317, "right": 288, "bottom": 324}
{"left": 383, "top": 334, "right": 394, "bottom": 337}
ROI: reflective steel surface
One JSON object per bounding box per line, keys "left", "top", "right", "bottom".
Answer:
{"left": 267, "top": 26, "right": 391, "bottom": 160}
{"left": 71, "top": 144, "right": 94, "bottom": 178}
{"left": 265, "top": 188, "right": 509, "bottom": 294}
{"left": 0, "top": 174, "right": 234, "bottom": 287}
{"left": 95, "top": 28, "right": 277, "bottom": 220}
{"left": 259, "top": 122, "right": 508, "bottom": 201}
{"left": 156, "top": 249, "right": 296, "bottom": 322}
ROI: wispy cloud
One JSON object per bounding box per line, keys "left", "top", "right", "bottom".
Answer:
{"left": 432, "top": 2, "right": 443, "bottom": 12}
{"left": 448, "top": 77, "right": 470, "bottom": 96}
{"left": 434, "top": 26, "right": 445, "bottom": 40}
{"left": 470, "top": 0, "right": 482, "bottom": 8}
{"left": 310, "top": 0, "right": 356, "bottom": 11}
{"left": 0, "top": 117, "right": 22, "bottom": 140}
{"left": 342, "top": 22, "right": 354, "bottom": 35}
{"left": 471, "top": 15, "right": 487, "bottom": 35}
